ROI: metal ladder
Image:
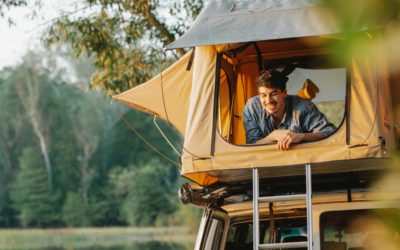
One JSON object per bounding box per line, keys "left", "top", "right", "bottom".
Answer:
{"left": 253, "top": 164, "right": 313, "bottom": 249}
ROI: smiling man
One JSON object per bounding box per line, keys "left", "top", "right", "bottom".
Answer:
{"left": 242, "top": 69, "right": 337, "bottom": 150}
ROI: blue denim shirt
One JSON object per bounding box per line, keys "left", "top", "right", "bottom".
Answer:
{"left": 242, "top": 95, "right": 337, "bottom": 144}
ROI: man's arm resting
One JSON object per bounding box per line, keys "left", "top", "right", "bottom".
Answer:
{"left": 278, "top": 131, "right": 325, "bottom": 150}
{"left": 300, "top": 132, "right": 326, "bottom": 142}
{"left": 255, "top": 130, "right": 297, "bottom": 145}
{"left": 255, "top": 130, "right": 325, "bottom": 150}
{"left": 255, "top": 129, "right": 292, "bottom": 144}
{"left": 255, "top": 136, "right": 274, "bottom": 144}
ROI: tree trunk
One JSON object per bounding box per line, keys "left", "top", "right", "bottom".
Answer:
{"left": 15, "top": 67, "right": 53, "bottom": 191}
{"left": 68, "top": 110, "right": 98, "bottom": 206}
{"left": 31, "top": 121, "right": 52, "bottom": 191}
{"left": 81, "top": 164, "right": 89, "bottom": 206}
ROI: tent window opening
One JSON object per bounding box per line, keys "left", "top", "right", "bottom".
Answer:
{"left": 216, "top": 51, "right": 347, "bottom": 146}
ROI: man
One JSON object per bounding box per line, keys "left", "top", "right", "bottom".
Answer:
{"left": 243, "top": 69, "right": 337, "bottom": 150}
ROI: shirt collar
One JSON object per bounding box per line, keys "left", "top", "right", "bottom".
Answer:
{"left": 265, "top": 96, "right": 292, "bottom": 126}
{"left": 281, "top": 97, "right": 292, "bottom": 126}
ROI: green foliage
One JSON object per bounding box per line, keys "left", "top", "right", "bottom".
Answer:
{"left": 168, "top": 176, "right": 203, "bottom": 233}
{"left": 0, "top": 45, "right": 194, "bottom": 228}
{"left": 0, "top": 192, "right": 17, "bottom": 227}
{"left": 40, "top": 0, "right": 205, "bottom": 94}
{"left": 315, "top": 101, "right": 345, "bottom": 127}
{"left": 62, "top": 190, "right": 110, "bottom": 227}
{"left": 62, "top": 191, "right": 90, "bottom": 227}
{"left": 108, "top": 160, "right": 174, "bottom": 227}
{"left": 10, "top": 147, "right": 60, "bottom": 228}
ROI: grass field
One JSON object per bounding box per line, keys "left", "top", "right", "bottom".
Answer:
{"left": 0, "top": 227, "right": 196, "bottom": 250}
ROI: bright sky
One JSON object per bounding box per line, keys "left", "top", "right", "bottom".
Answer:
{"left": 0, "top": 15, "right": 39, "bottom": 69}
{"left": 0, "top": 1, "right": 73, "bottom": 70}
{"left": 0, "top": 1, "right": 200, "bottom": 70}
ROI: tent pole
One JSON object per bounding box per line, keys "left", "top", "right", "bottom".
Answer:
{"left": 219, "top": 94, "right": 222, "bottom": 133}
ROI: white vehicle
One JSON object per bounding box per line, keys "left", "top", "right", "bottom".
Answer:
{"left": 179, "top": 170, "right": 400, "bottom": 250}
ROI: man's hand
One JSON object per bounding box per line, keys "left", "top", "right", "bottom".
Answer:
{"left": 255, "top": 130, "right": 303, "bottom": 148}
{"left": 275, "top": 131, "right": 304, "bottom": 150}
{"left": 268, "top": 130, "right": 293, "bottom": 141}
{"left": 255, "top": 130, "right": 326, "bottom": 149}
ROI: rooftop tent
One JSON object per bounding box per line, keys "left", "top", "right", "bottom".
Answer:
{"left": 181, "top": 35, "right": 397, "bottom": 187}
{"left": 113, "top": 0, "right": 400, "bottom": 187}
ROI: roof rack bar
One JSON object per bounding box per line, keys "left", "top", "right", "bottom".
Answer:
{"left": 259, "top": 242, "right": 308, "bottom": 249}
{"left": 258, "top": 194, "right": 306, "bottom": 203}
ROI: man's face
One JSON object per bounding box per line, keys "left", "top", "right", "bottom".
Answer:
{"left": 259, "top": 86, "right": 287, "bottom": 115}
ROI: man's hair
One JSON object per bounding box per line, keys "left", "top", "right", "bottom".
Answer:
{"left": 255, "top": 65, "right": 296, "bottom": 92}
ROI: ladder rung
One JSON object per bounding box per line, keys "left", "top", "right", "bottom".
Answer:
{"left": 258, "top": 194, "right": 307, "bottom": 203}
{"left": 259, "top": 242, "right": 308, "bottom": 249}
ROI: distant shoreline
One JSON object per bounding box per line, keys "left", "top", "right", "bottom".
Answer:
{"left": 0, "top": 227, "right": 196, "bottom": 250}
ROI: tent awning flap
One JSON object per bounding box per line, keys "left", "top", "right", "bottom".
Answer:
{"left": 113, "top": 50, "right": 193, "bottom": 136}
{"left": 167, "top": 0, "right": 397, "bottom": 50}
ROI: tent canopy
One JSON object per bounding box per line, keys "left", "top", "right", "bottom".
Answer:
{"left": 167, "top": 0, "right": 397, "bottom": 50}
{"left": 113, "top": 50, "right": 193, "bottom": 135}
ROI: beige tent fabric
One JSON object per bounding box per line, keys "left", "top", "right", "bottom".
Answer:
{"left": 375, "top": 33, "right": 396, "bottom": 150}
{"left": 384, "top": 17, "right": 400, "bottom": 148}
{"left": 217, "top": 70, "right": 232, "bottom": 141}
{"left": 113, "top": 50, "right": 194, "bottom": 136}
{"left": 349, "top": 34, "right": 379, "bottom": 145}
{"left": 183, "top": 46, "right": 217, "bottom": 157}
{"left": 215, "top": 43, "right": 247, "bottom": 53}
{"left": 348, "top": 31, "right": 396, "bottom": 148}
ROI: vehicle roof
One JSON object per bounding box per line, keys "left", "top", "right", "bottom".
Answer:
{"left": 222, "top": 191, "right": 400, "bottom": 216}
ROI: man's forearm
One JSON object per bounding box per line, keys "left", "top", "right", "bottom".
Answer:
{"left": 255, "top": 131, "right": 325, "bottom": 145}
{"left": 300, "top": 132, "right": 325, "bottom": 141}
{"left": 255, "top": 135, "right": 274, "bottom": 144}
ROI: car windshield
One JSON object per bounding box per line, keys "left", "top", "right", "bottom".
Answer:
{"left": 225, "top": 218, "right": 307, "bottom": 250}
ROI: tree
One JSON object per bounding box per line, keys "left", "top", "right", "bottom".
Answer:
{"left": 67, "top": 94, "right": 101, "bottom": 206}
{"left": 40, "top": 0, "right": 206, "bottom": 94}
{"left": 62, "top": 191, "right": 87, "bottom": 227}
{"left": 13, "top": 54, "right": 54, "bottom": 191}
{"left": 0, "top": 70, "right": 25, "bottom": 182}
{"left": 108, "top": 160, "right": 174, "bottom": 227}
{"left": 0, "top": 45, "right": 185, "bottom": 228}
{"left": 9, "top": 147, "right": 59, "bottom": 228}
{"left": 1, "top": 0, "right": 206, "bottom": 94}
